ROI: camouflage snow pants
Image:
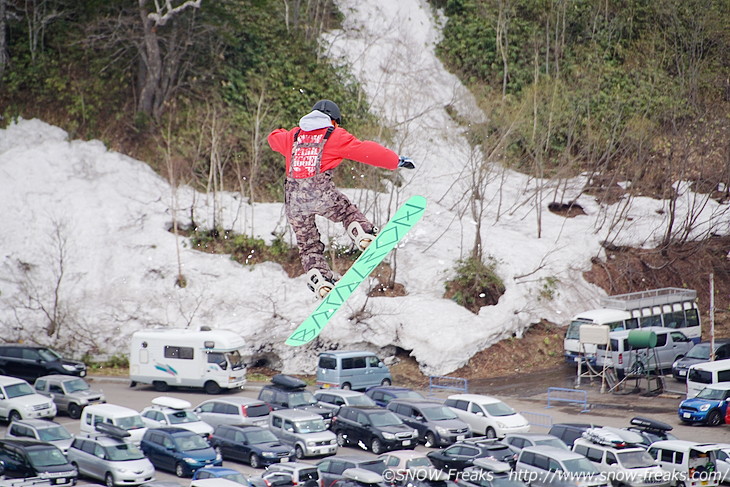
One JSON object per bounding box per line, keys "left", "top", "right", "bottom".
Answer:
{"left": 285, "top": 171, "right": 375, "bottom": 281}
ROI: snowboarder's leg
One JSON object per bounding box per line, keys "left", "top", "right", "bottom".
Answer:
{"left": 321, "top": 189, "right": 378, "bottom": 250}
{"left": 286, "top": 207, "right": 337, "bottom": 297}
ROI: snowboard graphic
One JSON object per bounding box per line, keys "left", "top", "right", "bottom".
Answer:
{"left": 286, "top": 195, "right": 427, "bottom": 346}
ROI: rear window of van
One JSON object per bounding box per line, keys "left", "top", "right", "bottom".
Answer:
{"left": 688, "top": 369, "right": 712, "bottom": 384}
{"left": 318, "top": 356, "right": 336, "bottom": 369}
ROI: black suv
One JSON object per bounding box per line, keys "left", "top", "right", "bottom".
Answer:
{"left": 258, "top": 375, "right": 333, "bottom": 424}
{"left": 0, "top": 439, "right": 77, "bottom": 486}
{"left": 426, "top": 439, "right": 516, "bottom": 473}
{"left": 209, "top": 424, "right": 295, "bottom": 468}
{"left": 546, "top": 423, "right": 593, "bottom": 448}
{"left": 317, "top": 455, "right": 387, "bottom": 487}
{"left": 386, "top": 399, "right": 471, "bottom": 448}
{"left": 331, "top": 406, "right": 418, "bottom": 454}
{"left": 0, "top": 344, "right": 86, "bottom": 382}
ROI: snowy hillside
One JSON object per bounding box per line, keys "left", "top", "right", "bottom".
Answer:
{"left": 1, "top": 0, "right": 727, "bottom": 375}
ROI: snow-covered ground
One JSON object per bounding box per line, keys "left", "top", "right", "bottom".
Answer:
{"left": 1, "top": 0, "right": 727, "bottom": 375}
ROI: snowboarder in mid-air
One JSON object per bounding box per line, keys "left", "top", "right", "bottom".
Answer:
{"left": 267, "top": 99, "right": 415, "bottom": 298}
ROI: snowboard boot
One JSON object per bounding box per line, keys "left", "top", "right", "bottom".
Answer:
{"left": 347, "top": 222, "right": 379, "bottom": 251}
{"left": 306, "top": 269, "right": 337, "bottom": 299}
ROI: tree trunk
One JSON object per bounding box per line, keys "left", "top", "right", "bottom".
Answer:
{"left": 137, "top": 0, "right": 163, "bottom": 118}
{"left": 0, "top": 0, "right": 7, "bottom": 79}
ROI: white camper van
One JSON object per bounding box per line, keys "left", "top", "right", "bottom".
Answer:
{"left": 129, "top": 328, "right": 247, "bottom": 394}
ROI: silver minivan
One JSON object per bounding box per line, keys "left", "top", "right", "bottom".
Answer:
{"left": 316, "top": 351, "right": 392, "bottom": 391}
{"left": 268, "top": 409, "right": 337, "bottom": 459}
{"left": 595, "top": 327, "right": 693, "bottom": 377}
{"left": 515, "top": 445, "right": 610, "bottom": 487}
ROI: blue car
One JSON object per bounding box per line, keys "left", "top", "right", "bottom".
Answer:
{"left": 678, "top": 384, "right": 730, "bottom": 426}
{"left": 141, "top": 427, "right": 222, "bottom": 477}
{"left": 364, "top": 386, "right": 425, "bottom": 408}
{"left": 192, "top": 466, "right": 248, "bottom": 484}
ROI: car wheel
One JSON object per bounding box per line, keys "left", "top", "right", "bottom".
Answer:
{"left": 8, "top": 410, "right": 21, "bottom": 423}
{"left": 380, "top": 378, "right": 392, "bottom": 386}
{"left": 175, "top": 462, "right": 186, "bottom": 477}
{"left": 152, "top": 380, "right": 169, "bottom": 392}
{"left": 424, "top": 432, "right": 437, "bottom": 448}
{"left": 486, "top": 427, "right": 497, "bottom": 439}
{"left": 706, "top": 410, "right": 723, "bottom": 426}
{"left": 371, "top": 438, "right": 384, "bottom": 455}
{"left": 295, "top": 444, "right": 305, "bottom": 459}
{"left": 105, "top": 472, "right": 115, "bottom": 487}
{"left": 336, "top": 431, "right": 349, "bottom": 447}
{"left": 250, "top": 453, "right": 261, "bottom": 469}
{"left": 204, "top": 381, "right": 222, "bottom": 395}
{"left": 341, "top": 382, "right": 352, "bottom": 390}
{"left": 67, "top": 403, "right": 82, "bottom": 420}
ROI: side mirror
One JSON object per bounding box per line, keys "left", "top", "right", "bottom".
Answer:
{"left": 475, "top": 412, "right": 484, "bottom": 417}
{"left": 378, "top": 362, "right": 384, "bottom": 368}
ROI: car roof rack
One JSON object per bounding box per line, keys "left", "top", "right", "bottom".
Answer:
{"left": 151, "top": 396, "right": 192, "bottom": 410}
{"left": 271, "top": 374, "right": 307, "bottom": 390}
{"left": 629, "top": 416, "right": 673, "bottom": 432}
{"left": 89, "top": 422, "right": 131, "bottom": 440}
{"left": 582, "top": 427, "right": 642, "bottom": 449}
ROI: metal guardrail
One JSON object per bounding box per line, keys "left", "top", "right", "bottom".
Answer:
{"left": 521, "top": 410, "right": 553, "bottom": 429}
{"left": 546, "top": 387, "right": 590, "bottom": 412}
{"left": 428, "top": 375, "right": 468, "bottom": 395}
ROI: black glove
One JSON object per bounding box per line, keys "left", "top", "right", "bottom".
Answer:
{"left": 398, "top": 156, "right": 415, "bottom": 169}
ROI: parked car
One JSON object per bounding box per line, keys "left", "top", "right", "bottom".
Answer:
{"left": 194, "top": 397, "right": 271, "bottom": 428}
{"left": 647, "top": 440, "right": 719, "bottom": 487}
{"left": 268, "top": 409, "right": 337, "bottom": 459}
{"left": 0, "top": 375, "right": 57, "bottom": 422}
{"left": 5, "top": 418, "right": 74, "bottom": 453}
{"left": 258, "top": 375, "right": 333, "bottom": 424}
{"left": 460, "top": 458, "right": 526, "bottom": 487}
{"left": 0, "top": 439, "right": 77, "bottom": 486}
{"left": 678, "top": 383, "right": 730, "bottom": 426}
{"left": 672, "top": 339, "right": 730, "bottom": 381}
{"left": 623, "top": 417, "right": 676, "bottom": 449}
{"left": 444, "top": 394, "right": 530, "bottom": 438}
{"left": 0, "top": 344, "right": 86, "bottom": 382}
{"left": 595, "top": 328, "right": 693, "bottom": 378}
{"left": 515, "top": 445, "right": 609, "bottom": 487}
{"left": 426, "top": 439, "right": 516, "bottom": 473}
{"left": 314, "top": 389, "right": 379, "bottom": 414}
{"left": 264, "top": 461, "right": 321, "bottom": 486}
{"left": 208, "top": 424, "right": 295, "bottom": 468}
{"left": 80, "top": 403, "right": 147, "bottom": 445}
{"left": 502, "top": 433, "right": 569, "bottom": 456}
{"left": 546, "top": 423, "right": 594, "bottom": 448}
{"left": 386, "top": 399, "right": 471, "bottom": 448}
{"left": 331, "top": 406, "right": 418, "bottom": 454}
{"left": 365, "top": 387, "right": 425, "bottom": 408}
{"left": 140, "top": 427, "right": 222, "bottom": 477}
{"left": 140, "top": 396, "right": 213, "bottom": 438}
{"left": 191, "top": 479, "right": 245, "bottom": 487}
{"left": 67, "top": 424, "right": 155, "bottom": 487}
{"left": 316, "top": 351, "right": 392, "bottom": 390}
{"left": 191, "top": 466, "right": 248, "bottom": 485}
{"left": 378, "top": 450, "right": 433, "bottom": 476}
{"left": 34, "top": 374, "right": 106, "bottom": 419}
{"left": 317, "top": 455, "right": 387, "bottom": 487}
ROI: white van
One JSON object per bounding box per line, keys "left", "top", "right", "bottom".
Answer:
{"left": 686, "top": 359, "right": 730, "bottom": 398}
{"left": 316, "top": 351, "right": 392, "bottom": 390}
{"left": 129, "top": 328, "right": 247, "bottom": 394}
{"left": 573, "top": 429, "right": 669, "bottom": 487}
{"left": 647, "top": 441, "right": 720, "bottom": 487}
{"left": 80, "top": 403, "right": 148, "bottom": 445}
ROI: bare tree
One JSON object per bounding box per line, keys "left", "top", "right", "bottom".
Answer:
{"left": 0, "top": 0, "right": 7, "bottom": 78}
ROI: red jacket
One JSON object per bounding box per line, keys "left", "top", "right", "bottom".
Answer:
{"left": 268, "top": 126, "right": 399, "bottom": 177}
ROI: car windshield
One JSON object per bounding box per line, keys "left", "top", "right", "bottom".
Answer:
{"left": 38, "top": 348, "right": 63, "bottom": 361}
{"left": 222, "top": 473, "right": 247, "bottom": 484}
{"left": 563, "top": 458, "right": 599, "bottom": 474}
{"left": 228, "top": 350, "right": 245, "bottom": 370}
{"left": 38, "top": 425, "right": 73, "bottom": 441}
{"left": 535, "top": 438, "right": 569, "bottom": 450}
{"left": 566, "top": 321, "right": 585, "bottom": 340}
{"left": 696, "top": 388, "right": 728, "bottom": 401}
{"left": 289, "top": 391, "right": 318, "bottom": 407}
{"left": 482, "top": 402, "right": 515, "bottom": 417}
{"left": 117, "top": 415, "right": 146, "bottom": 430}
{"left": 246, "top": 429, "right": 279, "bottom": 444}
{"left": 685, "top": 344, "right": 711, "bottom": 360}
{"left": 422, "top": 406, "right": 458, "bottom": 421}
{"left": 370, "top": 411, "right": 403, "bottom": 427}
{"left": 168, "top": 410, "right": 201, "bottom": 424}
{"left": 406, "top": 457, "right": 432, "bottom": 468}
{"left": 349, "top": 395, "right": 377, "bottom": 407}
{"left": 294, "top": 419, "right": 326, "bottom": 433}
{"left": 4, "top": 382, "right": 35, "bottom": 398}
{"left": 106, "top": 443, "right": 146, "bottom": 461}
{"left": 27, "top": 447, "right": 68, "bottom": 467}
{"left": 360, "top": 459, "right": 387, "bottom": 474}
{"left": 617, "top": 450, "right": 657, "bottom": 469}
{"left": 397, "top": 391, "right": 425, "bottom": 400}
{"left": 62, "top": 378, "right": 90, "bottom": 392}
{"left": 175, "top": 433, "right": 210, "bottom": 451}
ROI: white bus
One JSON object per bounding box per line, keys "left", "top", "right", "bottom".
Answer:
{"left": 564, "top": 288, "right": 701, "bottom": 365}
{"left": 129, "top": 328, "right": 247, "bottom": 394}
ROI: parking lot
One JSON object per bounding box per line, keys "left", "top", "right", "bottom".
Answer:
{"left": 3, "top": 373, "right": 730, "bottom": 486}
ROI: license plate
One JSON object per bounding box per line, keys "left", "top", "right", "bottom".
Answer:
{"left": 574, "top": 357, "right": 581, "bottom": 363}
{"left": 402, "top": 440, "right": 411, "bottom": 446}
{"left": 683, "top": 412, "right": 691, "bottom": 418}
{"left": 702, "top": 482, "right": 708, "bottom": 486}
{"left": 679, "top": 370, "right": 686, "bottom": 376}
{"left": 457, "top": 435, "right": 465, "bottom": 441}
{"left": 323, "top": 384, "right": 330, "bottom": 388}
{"left": 281, "top": 458, "right": 289, "bottom": 463}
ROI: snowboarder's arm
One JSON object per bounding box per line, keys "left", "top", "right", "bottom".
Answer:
{"left": 332, "top": 130, "right": 399, "bottom": 170}
{"left": 267, "top": 128, "right": 291, "bottom": 156}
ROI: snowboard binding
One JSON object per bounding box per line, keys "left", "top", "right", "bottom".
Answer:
{"left": 306, "top": 269, "right": 337, "bottom": 299}
{"left": 347, "top": 222, "right": 379, "bottom": 251}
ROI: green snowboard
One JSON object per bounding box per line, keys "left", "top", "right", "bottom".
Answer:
{"left": 286, "top": 195, "right": 427, "bottom": 346}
